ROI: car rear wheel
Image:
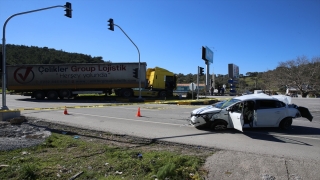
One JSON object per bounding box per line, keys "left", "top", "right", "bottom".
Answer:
{"left": 279, "top": 117, "right": 292, "bottom": 130}
{"left": 210, "top": 120, "right": 228, "bottom": 131}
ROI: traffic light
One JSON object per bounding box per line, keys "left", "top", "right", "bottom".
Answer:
{"left": 64, "top": 2, "right": 72, "bottom": 18}
{"left": 108, "top": 18, "right": 114, "bottom": 31}
{"left": 199, "top": 67, "right": 204, "bottom": 76}
{"left": 133, "top": 68, "right": 138, "bottom": 78}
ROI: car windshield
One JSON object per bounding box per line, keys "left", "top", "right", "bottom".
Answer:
{"left": 213, "top": 99, "right": 241, "bottom": 109}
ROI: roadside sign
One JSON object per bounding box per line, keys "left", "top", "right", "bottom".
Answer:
{"left": 189, "top": 83, "right": 196, "bottom": 91}
{"left": 228, "top": 79, "right": 238, "bottom": 84}
{"left": 201, "top": 46, "right": 214, "bottom": 63}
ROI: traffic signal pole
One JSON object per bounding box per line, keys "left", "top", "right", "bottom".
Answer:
{"left": 110, "top": 23, "right": 142, "bottom": 99}
{"left": 197, "top": 66, "right": 200, "bottom": 100}
{"left": 205, "top": 60, "right": 209, "bottom": 95}
{"left": 1, "top": 3, "right": 72, "bottom": 110}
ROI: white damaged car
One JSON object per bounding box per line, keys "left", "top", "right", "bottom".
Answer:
{"left": 190, "top": 93, "right": 313, "bottom": 132}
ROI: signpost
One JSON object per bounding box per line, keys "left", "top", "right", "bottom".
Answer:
{"left": 189, "top": 83, "right": 196, "bottom": 100}
{"left": 201, "top": 46, "right": 214, "bottom": 95}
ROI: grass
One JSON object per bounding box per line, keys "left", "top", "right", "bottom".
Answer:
{"left": 0, "top": 133, "right": 211, "bottom": 180}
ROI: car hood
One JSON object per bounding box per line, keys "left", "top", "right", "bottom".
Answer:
{"left": 191, "top": 105, "right": 221, "bottom": 115}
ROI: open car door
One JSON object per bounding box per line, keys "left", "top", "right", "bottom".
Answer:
{"left": 228, "top": 103, "right": 244, "bottom": 132}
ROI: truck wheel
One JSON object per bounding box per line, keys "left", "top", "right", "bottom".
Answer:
{"left": 121, "top": 89, "right": 133, "bottom": 98}
{"left": 279, "top": 117, "right": 292, "bottom": 130}
{"left": 34, "top": 91, "right": 45, "bottom": 100}
{"left": 159, "top": 91, "right": 166, "bottom": 98}
{"left": 47, "top": 91, "right": 58, "bottom": 100}
{"left": 59, "top": 90, "right": 71, "bottom": 99}
{"left": 210, "top": 120, "right": 228, "bottom": 131}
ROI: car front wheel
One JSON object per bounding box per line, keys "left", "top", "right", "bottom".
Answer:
{"left": 210, "top": 120, "right": 228, "bottom": 131}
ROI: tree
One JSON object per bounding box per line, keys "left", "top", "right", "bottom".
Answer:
{"left": 274, "top": 56, "right": 320, "bottom": 97}
{"left": 261, "top": 70, "right": 278, "bottom": 94}
{"left": 185, "top": 73, "right": 194, "bottom": 83}
{"left": 246, "top": 72, "right": 258, "bottom": 77}
{"left": 238, "top": 79, "right": 247, "bottom": 93}
{"left": 176, "top": 73, "right": 185, "bottom": 83}
{"left": 214, "top": 74, "right": 229, "bottom": 90}
{"left": 248, "top": 72, "right": 262, "bottom": 90}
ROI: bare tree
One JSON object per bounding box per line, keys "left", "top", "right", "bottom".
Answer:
{"left": 275, "top": 56, "right": 320, "bottom": 97}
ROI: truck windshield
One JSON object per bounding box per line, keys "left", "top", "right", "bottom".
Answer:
{"left": 213, "top": 99, "right": 241, "bottom": 109}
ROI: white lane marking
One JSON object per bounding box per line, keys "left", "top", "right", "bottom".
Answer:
{"left": 72, "top": 112, "right": 190, "bottom": 127}
{"left": 9, "top": 104, "right": 160, "bottom": 111}
{"left": 108, "top": 107, "right": 159, "bottom": 111}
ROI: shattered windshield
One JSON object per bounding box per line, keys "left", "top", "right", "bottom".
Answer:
{"left": 213, "top": 99, "right": 241, "bottom": 109}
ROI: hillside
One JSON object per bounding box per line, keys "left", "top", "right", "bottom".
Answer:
{"left": 0, "top": 44, "right": 106, "bottom": 65}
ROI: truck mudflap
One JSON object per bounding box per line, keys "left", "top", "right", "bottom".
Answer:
{"left": 298, "top": 106, "right": 313, "bottom": 122}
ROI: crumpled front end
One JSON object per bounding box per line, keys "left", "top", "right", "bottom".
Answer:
{"left": 189, "top": 115, "right": 207, "bottom": 127}
{"left": 189, "top": 106, "right": 220, "bottom": 127}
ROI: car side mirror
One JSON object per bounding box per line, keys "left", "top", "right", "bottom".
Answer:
{"left": 226, "top": 107, "right": 233, "bottom": 112}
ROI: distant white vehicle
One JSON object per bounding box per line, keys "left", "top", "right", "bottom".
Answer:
{"left": 242, "top": 91, "right": 253, "bottom": 95}
{"left": 254, "top": 90, "right": 264, "bottom": 94}
{"left": 189, "top": 94, "right": 313, "bottom": 132}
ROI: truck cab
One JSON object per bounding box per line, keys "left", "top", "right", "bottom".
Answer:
{"left": 145, "top": 67, "right": 177, "bottom": 97}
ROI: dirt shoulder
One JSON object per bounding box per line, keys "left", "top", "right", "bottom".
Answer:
{"left": 1, "top": 117, "right": 320, "bottom": 180}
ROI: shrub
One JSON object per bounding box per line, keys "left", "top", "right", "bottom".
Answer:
{"left": 186, "top": 91, "right": 197, "bottom": 99}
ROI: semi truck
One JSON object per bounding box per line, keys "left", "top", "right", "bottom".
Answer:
{"left": 6, "top": 62, "right": 177, "bottom": 99}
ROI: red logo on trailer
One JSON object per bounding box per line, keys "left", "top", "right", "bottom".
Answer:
{"left": 13, "top": 67, "right": 35, "bottom": 84}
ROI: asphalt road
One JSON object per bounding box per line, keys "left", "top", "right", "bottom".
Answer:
{"left": 4, "top": 95, "right": 320, "bottom": 161}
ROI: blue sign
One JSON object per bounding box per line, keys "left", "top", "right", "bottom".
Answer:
{"left": 205, "top": 46, "right": 213, "bottom": 63}
{"left": 202, "top": 46, "right": 214, "bottom": 63}
{"left": 228, "top": 79, "right": 238, "bottom": 84}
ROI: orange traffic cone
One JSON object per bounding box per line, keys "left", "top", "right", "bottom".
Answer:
{"left": 136, "top": 107, "right": 141, "bottom": 117}
{"left": 64, "top": 106, "right": 68, "bottom": 115}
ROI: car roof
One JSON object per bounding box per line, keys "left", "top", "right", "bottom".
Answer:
{"left": 233, "top": 93, "right": 292, "bottom": 104}
{"left": 234, "top": 93, "right": 279, "bottom": 101}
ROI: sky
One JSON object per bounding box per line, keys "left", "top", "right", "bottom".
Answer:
{"left": 1, "top": 0, "right": 319, "bottom": 76}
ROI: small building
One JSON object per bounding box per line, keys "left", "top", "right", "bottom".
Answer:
{"left": 174, "top": 83, "right": 206, "bottom": 94}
